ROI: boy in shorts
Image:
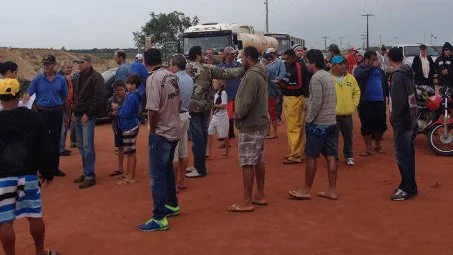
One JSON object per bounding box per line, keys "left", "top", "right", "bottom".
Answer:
{"left": 107, "top": 80, "right": 127, "bottom": 177}
{"left": 206, "top": 79, "right": 230, "bottom": 157}
{"left": 0, "top": 78, "right": 59, "bottom": 255}
{"left": 112, "top": 75, "right": 142, "bottom": 185}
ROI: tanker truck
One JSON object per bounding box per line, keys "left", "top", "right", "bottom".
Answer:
{"left": 182, "top": 23, "right": 278, "bottom": 56}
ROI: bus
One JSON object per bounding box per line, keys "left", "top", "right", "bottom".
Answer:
{"left": 264, "top": 33, "right": 305, "bottom": 54}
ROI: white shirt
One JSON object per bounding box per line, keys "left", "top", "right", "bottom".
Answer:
{"left": 213, "top": 90, "right": 228, "bottom": 120}
{"left": 420, "top": 55, "right": 430, "bottom": 79}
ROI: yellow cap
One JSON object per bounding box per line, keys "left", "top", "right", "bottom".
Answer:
{"left": 0, "top": 78, "right": 20, "bottom": 96}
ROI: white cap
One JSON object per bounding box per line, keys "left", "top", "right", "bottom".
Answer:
{"left": 266, "top": 48, "right": 277, "bottom": 53}
{"left": 136, "top": 54, "right": 144, "bottom": 60}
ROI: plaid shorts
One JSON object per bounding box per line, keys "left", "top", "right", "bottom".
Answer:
{"left": 238, "top": 130, "right": 267, "bottom": 166}
{"left": 122, "top": 127, "right": 139, "bottom": 155}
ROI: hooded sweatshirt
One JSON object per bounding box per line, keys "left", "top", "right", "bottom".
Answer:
{"left": 234, "top": 64, "right": 269, "bottom": 133}
{"left": 435, "top": 42, "right": 453, "bottom": 88}
{"left": 390, "top": 64, "right": 418, "bottom": 132}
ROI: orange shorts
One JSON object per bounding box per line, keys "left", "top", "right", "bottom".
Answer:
{"left": 268, "top": 97, "right": 278, "bottom": 121}
{"left": 227, "top": 100, "right": 235, "bottom": 119}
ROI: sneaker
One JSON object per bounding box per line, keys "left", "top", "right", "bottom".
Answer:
{"left": 138, "top": 218, "right": 169, "bottom": 232}
{"left": 346, "top": 158, "right": 355, "bottom": 166}
{"left": 391, "top": 189, "right": 413, "bottom": 201}
{"left": 163, "top": 204, "right": 180, "bottom": 218}
{"left": 54, "top": 169, "right": 66, "bottom": 177}
{"left": 185, "top": 167, "right": 196, "bottom": 173}
{"left": 73, "top": 175, "right": 85, "bottom": 183}
{"left": 79, "top": 178, "right": 96, "bottom": 189}
{"left": 185, "top": 168, "right": 207, "bottom": 178}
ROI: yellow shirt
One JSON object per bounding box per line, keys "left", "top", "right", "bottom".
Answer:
{"left": 332, "top": 73, "right": 361, "bottom": 116}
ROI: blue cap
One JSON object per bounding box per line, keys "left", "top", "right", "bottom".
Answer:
{"left": 331, "top": 55, "right": 345, "bottom": 65}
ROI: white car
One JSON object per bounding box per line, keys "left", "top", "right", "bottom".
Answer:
{"left": 393, "top": 44, "right": 440, "bottom": 66}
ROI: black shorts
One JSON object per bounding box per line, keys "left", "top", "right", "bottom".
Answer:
{"left": 114, "top": 131, "right": 123, "bottom": 148}
{"left": 358, "top": 101, "right": 387, "bottom": 136}
{"left": 305, "top": 123, "right": 338, "bottom": 158}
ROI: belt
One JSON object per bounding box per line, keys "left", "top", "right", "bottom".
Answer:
{"left": 180, "top": 110, "right": 188, "bottom": 113}
{"left": 37, "top": 105, "right": 64, "bottom": 112}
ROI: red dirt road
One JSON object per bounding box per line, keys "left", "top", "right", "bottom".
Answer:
{"left": 15, "top": 116, "right": 453, "bottom": 255}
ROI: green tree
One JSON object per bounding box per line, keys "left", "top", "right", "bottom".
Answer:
{"left": 133, "top": 11, "right": 199, "bottom": 48}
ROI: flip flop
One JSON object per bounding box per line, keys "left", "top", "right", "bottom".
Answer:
{"left": 359, "top": 151, "right": 373, "bottom": 157}
{"left": 266, "top": 135, "right": 278, "bottom": 139}
{"left": 109, "top": 170, "right": 124, "bottom": 177}
{"left": 227, "top": 203, "right": 255, "bottom": 212}
{"left": 252, "top": 199, "right": 268, "bottom": 206}
{"left": 117, "top": 179, "right": 136, "bottom": 185}
{"left": 45, "top": 249, "right": 61, "bottom": 255}
{"left": 316, "top": 191, "right": 338, "bottom": 200}
{"left": 288, "top": 190, "right": 311, "bottom": 200}
{"left": 375, "top": 147, "right": 385, "bottom": 154}
{"left": 177, "top": 184, "right": 187, "bottom": 190}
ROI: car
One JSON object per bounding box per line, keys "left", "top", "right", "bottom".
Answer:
{"left": 98, "top": 67, "right": 118, "bottom": 120}
{"left": 393, "top": 44, "right": 440, "bottom": 66}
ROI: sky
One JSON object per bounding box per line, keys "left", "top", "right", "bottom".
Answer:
{"left": 2, "top": 0, "right": 453, "bottom": 49}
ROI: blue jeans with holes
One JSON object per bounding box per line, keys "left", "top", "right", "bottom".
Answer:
{"left": 75, "top": 116, "right": 96, "bottom": 178}
{"left": 149, "top": 133, "right": 179, "bottom": 220}
{"left": 190, "top": 111, "right": 210, "bottom": 175}
{"left": 393, "top": 126, "right": 418, "bottom": 195}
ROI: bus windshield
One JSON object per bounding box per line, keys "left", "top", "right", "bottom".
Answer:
{"left": 183, "top": 34, "right": 231, "bottom": 55}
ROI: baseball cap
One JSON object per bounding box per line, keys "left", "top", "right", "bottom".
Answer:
{"left": 356, "top": 49, "right": 366, "bottom": 57}
{"left": 74, "top": 55, "right": 92, "bottom": 63}
{"left": 262, "top": 52, "right": 273, "bottom": 61}
{"left": 266, "top": 48, "right": 277, "bottom": 54}
{"left": 0, "top": 78, "right": 20, "bottom": 96}
{"left": 224, "top": 46, "right": 235, "bottom": 54}
{"left": 136, "top": 54, "right": 144, "bottom": 60}
{"left": 42, "top": 55, "right": 56, "bottom": 64}
{"left": 331, "top": 55, "right": 346, "bottom": 65}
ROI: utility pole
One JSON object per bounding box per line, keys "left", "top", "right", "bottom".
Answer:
{"left": 434, "top": 36, "right": 438, "bottom": 46}
{"left": 339, "top": 37, "right": 344, "bottom": 50}
{"left": 361, "top": 34, "right": 367, "bottom": 49}
{"left": 431, "top": 34, "right": 435, "bottom": 45}
{"left": 379, "top": 34, "right": 382, "bottom": 46}
{"left": 321, "top": 36, "right": 329, "bottom": 51}
{"left": 265, "top": 0, "right": 269, "bottom": 33}
{"left": 362, "top": 13, "right": 374, "bottom": 50}
{"left": 394, "top": 36, "right": 398, "bottom": 45}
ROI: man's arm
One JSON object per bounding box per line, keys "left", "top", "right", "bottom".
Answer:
{"left": 148, "top": 110, "right": 159, "bottom": 134}
{"left": 23, "top": 78, "right": 38, "bottom": 102}
{"left": 145, "top": 73, "right": 161, "bottom": 134}
{"left": 210, "top": 65, "right": 244, "bottom": 80}
{"left": 305, "top": 77, "right": 323, "bottom": 123}
{"left": 234, "top": 75, "right": 256, "bottom": 120}
{"left": 87, "top": 74, "right": 104, "bottom": 117}
{"left": 351, "top": 76, "right": 361, "bottom": 107}
{"left": 390, "top": 73, "right": 406, "bottom": 128}
{"left": 353, "top": 64, "right": 373, "bottom": 80}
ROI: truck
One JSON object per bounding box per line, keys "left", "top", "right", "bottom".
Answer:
{"left": 182, "top": 23, "right": 278, "bottom": 56}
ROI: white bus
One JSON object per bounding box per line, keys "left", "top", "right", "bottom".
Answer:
{"left": 264, "top": 33, "right": 305, "bottom": 54}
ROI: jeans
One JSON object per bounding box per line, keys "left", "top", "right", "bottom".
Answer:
{"left": 190, "top": 111, "right": 210, "bottom": 175}
{"left": 336, "top": 115, "right": 354, "bottom": 158}
{"left": 37, "top": 108, "right": 63, "bottom": 174}
{"left": 60, "top": 111, "right": 73, "bottom": 152}
{"left": 149, "top": 134, "right": 179, "bottom": 220}
{"left": 393, "top": 127, "right": 418, "bottom": 195}
{"left": 74, "top": 116, "right": 96, "bottom": 178}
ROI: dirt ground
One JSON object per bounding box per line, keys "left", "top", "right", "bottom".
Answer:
{"left": 14, "top": 115, "right": 453, "bottom": 255}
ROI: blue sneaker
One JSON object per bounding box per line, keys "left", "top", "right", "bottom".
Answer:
{"left": 138, "top": 218, "right": 169, "bottom": 232}
{"left": 164, "top": 204, "right": 180, "bottom": 218}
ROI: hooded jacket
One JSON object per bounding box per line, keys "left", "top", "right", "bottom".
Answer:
{"left": 234, "top": 64, "right": 269, "bottom": 133}
{"left": 435, "top": 42, "right": 453, "bottom": 88}
{"left": 333, "top": 72, "right": 361, "bottom": 115}
{"left": 390, "top": 64, "right": 418, "bottom": 132}
{"left": 0, "top": 107, "right": 54, "bottom": 180}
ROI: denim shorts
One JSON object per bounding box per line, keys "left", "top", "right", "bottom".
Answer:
{"left": 305, "top": 123, "right": 338, "bottom": 158}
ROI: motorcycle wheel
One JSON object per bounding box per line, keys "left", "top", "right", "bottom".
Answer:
{"left": 428, "top": 123, "right": 453, "bottom": 156}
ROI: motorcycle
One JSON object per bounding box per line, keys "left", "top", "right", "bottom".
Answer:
{"left": 416, "top": 85, "right": 453, "bottom": 156}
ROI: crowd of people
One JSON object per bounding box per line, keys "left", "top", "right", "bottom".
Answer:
{"left": 0, "top": 40, "right": 453, "bottom": 253}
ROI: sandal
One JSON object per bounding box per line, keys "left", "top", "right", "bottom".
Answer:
{"left": 288, "top": 190, "right": 311, "bottom": 200}
{"left": 227, "top": 203, "right": 255, "bottom": 212}
{"left": 252, "top": 199, "right": 268, "bottom": 206}
{"left": 359, "top": 151, "right": 373, "bottom": 157}
{"left": 116, "top": 174, "right": 127, "bottom": 180}
{"left": 109, "top": 170, "right": 124, "bottom": 177}
{"left": 177, "top": 184, "right": 187, "bottom": 190}
{"left": 45, "top": 249, "right": 61, "bottom": 255}
{"left": 316, "top": 191, "right": 338, "bottom": 200}
{"left": 375, "top": 147, "right": 385, "bottom": 154}
{"left": 117, "top": 179, "right": 136, "bottom": 185}
{"left": 266, "top": 135, "right": 278, "bottom": 139}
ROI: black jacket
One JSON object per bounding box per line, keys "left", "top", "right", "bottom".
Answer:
{"left": 74, "top": 67, "right": 104, "bottom": 117}
{"left": 390, "top": 65, "right": 418, "bottom": 132}
{"left": 411, "top": 55, "right": 435, "bottom": 87}
{"left": 281, "top": 60, "right": 310, "bottom": 97}
{"left": 0, "top": 108, "right": 54, "bottom": 180}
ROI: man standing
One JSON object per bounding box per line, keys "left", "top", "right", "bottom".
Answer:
{"left": 412, "top": 44, "right": 435, "bottom": 88}
{"left": 73, "top": 56, "right": 104, "bottom": 189}
{"left": 218, "top": 46, "right": 242, "bottom": 140}
{"left": 114, "top": 50, "right": 132, "bottom": 82}
{"left": 135, "top": 53, "right": 144, "bottom": 64}
{"left": 378, "top": 45, "right": 389, "bottom": 72}
{"left": 228, "top": 46, "right": 269, "bottom": 212}
{"left": 331, "top": 55, "right": 361, "bottom": 166}
{"left": 435, "top": 42, "right": 453, "bottom": 90}
{"left": 293, "top": 44, "right": 305, "bottom": 62}
{"left": 206, "top": 48, "right": 216, "bottom": 65}
{"left": 387, "top": 47, "right": 418, "bottom": 201}
{"left": 185, "top": 46, "right": 243, "bottom": 178}
{"left": 278, "top": 49, "right": 310, "bottom": 164}
{"left": 289, "top": 49, "right": 338, "bottom": 200}
{"left": 169, "top": 54, "right": 193, "bottom": 190}
{"left": 24, "top": 55, "right": 68, "bottom": 177}
{"left": 354, "top": 51, "right": 388, "bottom": 156}
{"left": 347, "top": 48, "right": 356, "bottom": 74}
{"left": 218, "top": 49, "right": 225, "bottom": 65}
{"left": 58, "top": 60, "right": 75, "bottom": 157}
{"left": 131, "top": 52, "right": 149, "bottom": 124}
{"left": 138, "top": 49, "right": 181, "bottom": 232}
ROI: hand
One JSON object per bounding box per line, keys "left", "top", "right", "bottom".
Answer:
{"left": 373, "top": 60, "right": 381, "bottom": 68}
{"left": 81, "top": 114, "right": 89, "bottom": 125}
{"left": 39, "top": 176, "right": 52, "bottom": 188}
{"left": 22, "top": 94, "right": 30, "bottom": 103}
{"left": 64, "top": 115, "right": 71, "bottom": 128}
{"left": 66, "top": 75, "right": 72, "bottom": 81}
{"left": 111, "top": 103, "right": 119, "bottom": 110}
{"left": 442, "top": 69, "right": 448, "bottom": 75}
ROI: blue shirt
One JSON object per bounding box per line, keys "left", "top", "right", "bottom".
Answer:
{"left": 265, "top": 59, "right": 286, "bottom": 97}
{"left": 27, "top": 73, "right": 68, "bottom": 108}
{"left": 363, "top": 68, "right": 385, "bottom": 101}
{"left": 118, "top": 91, "right": 141, "bottom": 131}
{"left": 176, "top": 71, "right": 194, "bottom": 111}
{"left": 131, "top": 60, "right": 149, "bottom": 98}
{"left": 218, "top": 61, "right": 242, "bottom": 100}
{"left": 115, "top": 63, "right": 133, "bottom": 82}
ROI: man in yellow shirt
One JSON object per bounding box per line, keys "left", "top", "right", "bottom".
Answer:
{"left": 331, "top": 56, "right": 361, "bottom": 165}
